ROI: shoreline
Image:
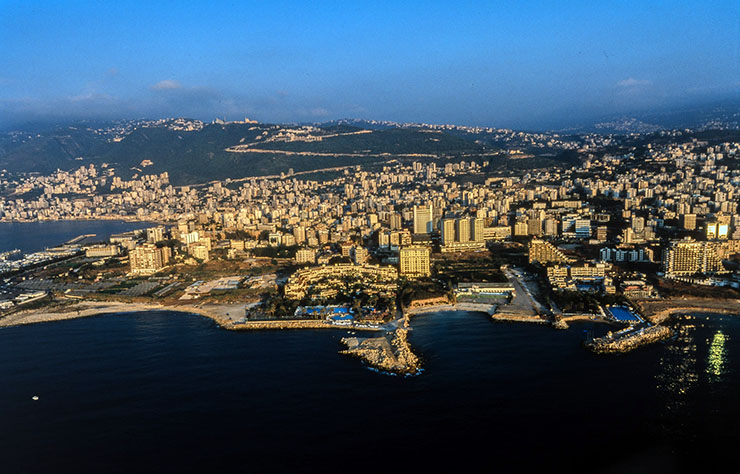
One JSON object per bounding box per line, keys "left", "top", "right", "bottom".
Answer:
{"left": 4, "top": 296, "right": 740, "bottom": 370}
{"left": 0, "top": 301, "right": 168, "bottom": 328}
{"left": 638, "top": 297, "right": 740, "bottom": 324}
{"left": 0, "top": 216, "right": 172, "bottom": 225}
{"left": 406, "top": 302, "right": 547, "bottom": 324}
{"left": 5, "top": 296, "right": 738, "bottom": 330}
{"left": 0, "top": 300, "right": 384, "bottom": 332}
{"left": 406, "top": 302, "right": 497, "bottom": 316}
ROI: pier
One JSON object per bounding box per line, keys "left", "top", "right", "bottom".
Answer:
{"left": 0, "top": 249, "right": 21, "bottom": 260}
{"left": 64, "top": 234, "right": 96, "bottom": 245}
{"left": 340, "top": 328, "right": 420, "bottom": 375}
{"left": 585, "top": 325, "right": 673, "bottom": 353}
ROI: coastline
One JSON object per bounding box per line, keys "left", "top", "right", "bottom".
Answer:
{"left": 638, "top": 297, "right": 740, "bottom": 324}
{"left": 0, "top": 300, "right": 383, "bottom": 332}
{"left": 405, "top": 302, "right": 547, "bottom": 324}
{"left": 6, "top": 296, "right": 738, "bottom": 330}
{"left": 0, "top": 301, "right": 168, "bottom": 328}
{"left": 406, "top": 302, "right": 497, "bottom": 316}
{"left": 4, "top": 295, "right": 740, "bottom": 369}
{"left": 0, "top": 216, "right": 172, "bottom": 224}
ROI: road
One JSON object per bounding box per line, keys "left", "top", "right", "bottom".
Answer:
{"left": 499, "top": 268, "right": 544, "bottom": 317}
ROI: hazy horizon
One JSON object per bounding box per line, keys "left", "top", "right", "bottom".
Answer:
{"left": 1, "top": 1, "right": 739, "bottom": 130}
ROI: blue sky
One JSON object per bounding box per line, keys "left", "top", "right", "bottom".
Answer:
{"left": 1, "top": 0, "right": 738, "bottom": 129}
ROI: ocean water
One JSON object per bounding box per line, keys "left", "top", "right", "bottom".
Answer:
{"left": 1, "top": 310, "right": 738, "bottom": 473}
{"left": 2, "top": 220, "right": 738, "bottom": 472}
{"left": 0, "top": 220, "right": 155, "bottom": 253}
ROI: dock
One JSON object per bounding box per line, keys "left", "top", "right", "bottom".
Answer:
{"left": 585, "top": 325, "right": 673, "bottom": 353}
{"left": 64, "top": 234, "right": 96, "bottom": 245}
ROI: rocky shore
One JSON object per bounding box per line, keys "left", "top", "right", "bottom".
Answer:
{"left": 585, "top": 325, "right": 673, "bottom": 353}
{"left": 340, "top": 328, "right": 420, "bottom": 375}
{"left": 491, "top": 313, "right": 548, "bottom": 324}
{"left": 229, "top": 319, "right": 381, "bottom": 331}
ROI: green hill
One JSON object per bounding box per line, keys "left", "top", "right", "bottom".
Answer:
{"left": 0, "top": 120, "right": 503, "bottom": 184}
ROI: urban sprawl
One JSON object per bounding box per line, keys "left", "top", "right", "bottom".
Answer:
{"left": 2, "top": 124, "right": 740, "bottom": 359}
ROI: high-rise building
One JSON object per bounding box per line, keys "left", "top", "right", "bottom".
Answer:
{"left": 413, "top": 205, "right": 433, "bottom": 234}
{"left": 180, "top": 230, "right": 199, "bottom": 245}
{"left": 472, "top": 218, "right": 485, "bottom": 242}
{"left": 719, "top": 223, "right": 729, "bottom": 239}
{"left": 706, "top": 221, "right": 718, "bottom": 239}
{"left": 456, "top": 217, "right": 471, "bottom": 242}
{"left": 399, "top": 246, "right": 431, "bottom": 278}
{"left": 631, "top": 216, "right": 645, "bottom": 233}
{"left": 596, "top": 225, "right": 607, "bottom": 242}
{"left": 513, "top": 220, "right": 529, "bottom": 237}
{"left": 378, "top": 230, "right": 391, "bottom": 248}
{"left": 191, "top": 245, "right": 210, "bottom": 262}
{"left": 543, "top": 218, "right": 558, "bottom": 237}
{"left": 575, "top": 218, "right": 591, "bottom": 238}
{"left": 129, "top": 244, "right": 171, "bottom": 275}
{"left": 707, "top": 220, "right": 729, "bottom": 240}
{"left": 389, "top": 213, "right": 402, "bottom": 230}
{"left": 442, "top": 219, "right": 456, "bottom": 245}
{"left": 146, "top": 226, "right": 165, "bottom": 243}
{"left": 527, "top": 217, "right": 542, "bottom": 236}
{"left": 441, "top": 217, "right": 486, "bottom": 252}
{"left": 353, "top": 247, "right": 369, "bottom": 264}
{"left": 681, "top": 214, "right": 697, "bottom": 230}
{"left": 662, "top": 239, "right": 724, "bottom": 276}
{"left": 295, "top": 248, "right": 316, "bottom": 264}
{"left": 340, "top": 242, "right": 354, "bottom": 257}
{"left": 293, "top": 226, "right": 306, "bottom": 244}
{"left": 621, "top": 227, "right": 635, "bottom": 244}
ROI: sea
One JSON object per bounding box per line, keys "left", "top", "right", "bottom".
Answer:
{"left": 1, "top": 221, "right": 739, "bottom": 473}
{"left": 0, "top": 220, "right": 156, "bottom": 254}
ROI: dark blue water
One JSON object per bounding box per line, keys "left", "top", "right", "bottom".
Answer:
{"left": 1, "top": 310, "right": 738, "bottom": 473}
{"left": 0, "top": 220, "right": 156, "bottom": 253}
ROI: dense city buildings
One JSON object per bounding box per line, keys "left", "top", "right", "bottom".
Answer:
{"left": 3, "top": 119, "right": 740, "bottom": 316}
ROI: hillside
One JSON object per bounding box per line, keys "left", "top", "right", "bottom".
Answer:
{"left": 0, "top": 117, "right": 622, "bottom": 185}
{"left": 0, "top": 127, "right": 108, "bottom": 174}
{"left": 0, "top": 119, "right": 508, "bottom": 184}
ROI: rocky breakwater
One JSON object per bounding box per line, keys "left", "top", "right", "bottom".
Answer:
{"left": 585, "top": 325, "right": 673, "bottom": 353}
{"left": 340, "top": 328, "right": 421, "bottom": 375}
{"left": 230, "top": 319, "right": 333, "bottom": 330}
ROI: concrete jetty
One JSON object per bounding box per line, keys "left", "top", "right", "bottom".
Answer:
{"left": 340, "top": 328, "right": 420, "bottom": 375}
{"left": 585, "top": 325, "right": 673, "bottom": 353}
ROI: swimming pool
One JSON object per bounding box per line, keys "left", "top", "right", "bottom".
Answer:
{"left": 609, "top": 306, "right": 642, "bottom": 323}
